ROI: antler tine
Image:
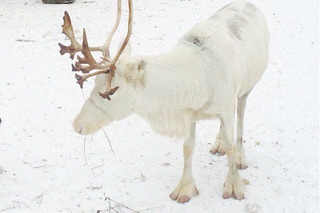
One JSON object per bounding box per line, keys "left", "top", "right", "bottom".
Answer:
{"left": 73, "top": 29, "right": 113, "bottom": 87}
{"left": 59, "top": 11, "right": 106, "bottom": 61}
{"left": 76, "top": 29, "right": 102, "bottom": 73}
{"left": 99, "top": 86, "right": 119, "bottom": 100}
{"left": 102, "top": 0, "right": 122, "bottom": 59}
{"left": 73, "top": 29, "right": 114, "bottom": 74}
{"left": 58, "top": 11, "right": 82, "bottom": 59}
{"left": 75, "top": 68, "right": 111, "bottom": 89}
{"left": 99, "top": 0, "right": 133, "bottom": 99}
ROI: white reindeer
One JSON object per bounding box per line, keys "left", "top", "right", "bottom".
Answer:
{"left": 59, "top": 0, "right": 269, "bottom": 203}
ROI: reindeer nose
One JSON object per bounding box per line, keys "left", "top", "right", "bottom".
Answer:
{"left": 77, "top": 126, "right": 83, "bottom": 134}
{"left": 73, "top": 118, "right": 84, "bottom": 135}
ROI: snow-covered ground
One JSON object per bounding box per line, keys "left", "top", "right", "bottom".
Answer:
{"left": 0, "top": 0, "right": 318, "bottom": 212}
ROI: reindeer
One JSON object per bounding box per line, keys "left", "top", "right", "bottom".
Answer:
{"left": 59, "top": 0, "right": 269, "bottom": 203}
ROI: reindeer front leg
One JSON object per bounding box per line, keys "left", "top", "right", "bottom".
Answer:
{"left": 170, "top": 122, "right": 199, "bottom": 203}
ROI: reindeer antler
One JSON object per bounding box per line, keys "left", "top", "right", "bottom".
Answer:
{"left": 58, "top": 11, "right": 82, "bottom": 60}
{"left": 59, "top": 0, "right": 133, "bottom": 100}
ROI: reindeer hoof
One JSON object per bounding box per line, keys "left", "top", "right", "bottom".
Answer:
{"left": 210, "top": 147, "right": 225, "bottom": 156}
{"left": 223, "top": 192, "right": 244, "bottom": 200}
{"left": 223, "top": 171, "right": 244, "bottom": 200}
{"left": 177, "top": 195, "right": 191, "bottom": 203}
{"left": 210, "top": 136, "right": 226, "bottom": 156}
{"left": 170, "top": 180, "right": 199, "bottom": 203}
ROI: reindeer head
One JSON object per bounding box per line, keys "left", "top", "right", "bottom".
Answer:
{"left": 59, "top": 0, "right": 139, "bottom": 135}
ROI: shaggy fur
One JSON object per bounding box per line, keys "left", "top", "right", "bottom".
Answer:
{"left": 73, "top": 0, "right": 269, "bottom": 203}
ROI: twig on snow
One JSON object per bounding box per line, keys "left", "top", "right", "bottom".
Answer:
{"left": 0, "top": 200, "right": 29, "bottom": 212}
{"left": 30, "top": 190, "right": 50, "bottom": 205}
{"left": 91, "top": 163, "right": 106, "bottom": 170}
{"left": 83, "top": 136, "right": 88, "bottom": 165}
{"left": 98, "top": 196, "right": 164, "bottom": 213}
{"left": 138, "top": 205, "right": 166, "bottom": 212}
{"left": 16, "top": 39, "right": 36, "bottom": 42}
{"left": 33, "top": 164, "right": 47, "bottom": 169}
{"left": 264, "top": 156, "right": 280, "bottom": 164}
{"left": 103, "top": 197, "right": 139, "bottom": 213}
{"left": 102, "top": 129, "right": 115, "bottom": 155}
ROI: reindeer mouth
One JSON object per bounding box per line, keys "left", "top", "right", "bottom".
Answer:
{"left": 72, "top": 98, "right": 113, "bottom": 135}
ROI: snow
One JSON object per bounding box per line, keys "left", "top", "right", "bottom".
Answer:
{"left": 0, "top": 0, "right": 318, "bottom": 212}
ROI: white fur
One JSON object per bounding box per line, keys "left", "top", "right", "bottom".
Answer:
{"left": 73, "top": 1, "right": 269, "bottom": 202}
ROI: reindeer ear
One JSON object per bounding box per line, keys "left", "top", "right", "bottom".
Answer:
{"left": 121, "top": 58, "right": 146, "bottom": 87}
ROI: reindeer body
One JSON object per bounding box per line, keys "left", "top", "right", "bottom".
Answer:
{"left": 121, "top": 1, "right": 269, "bottom": 138}
{"left": 69, "top": 1, "right": 269, "bottom": 203}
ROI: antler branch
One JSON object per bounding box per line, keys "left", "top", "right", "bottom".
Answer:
{"left": 75, "top": 68, "right": 111, "bottom": 89}
{"left": 58, "top": 11, "right": 105, "bottom": 59}
{"left": 102, "top": 0, "right": 122, "bottom": 59}
{"left": 72, "top": 29, "right": 108, "bottom": 73}
{"left": 58, "top": 11, "right": 82, "bottom": 59}
{"left": 99, "top": 0, "right": 133, "bottom": 99}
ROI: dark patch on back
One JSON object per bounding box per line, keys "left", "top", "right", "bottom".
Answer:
{"left": 187, "top": 35, "right": 203, "bottom": 47}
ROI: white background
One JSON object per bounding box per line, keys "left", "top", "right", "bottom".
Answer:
{"left": 0, "top": 0, "right": 318, "bottom": 212}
